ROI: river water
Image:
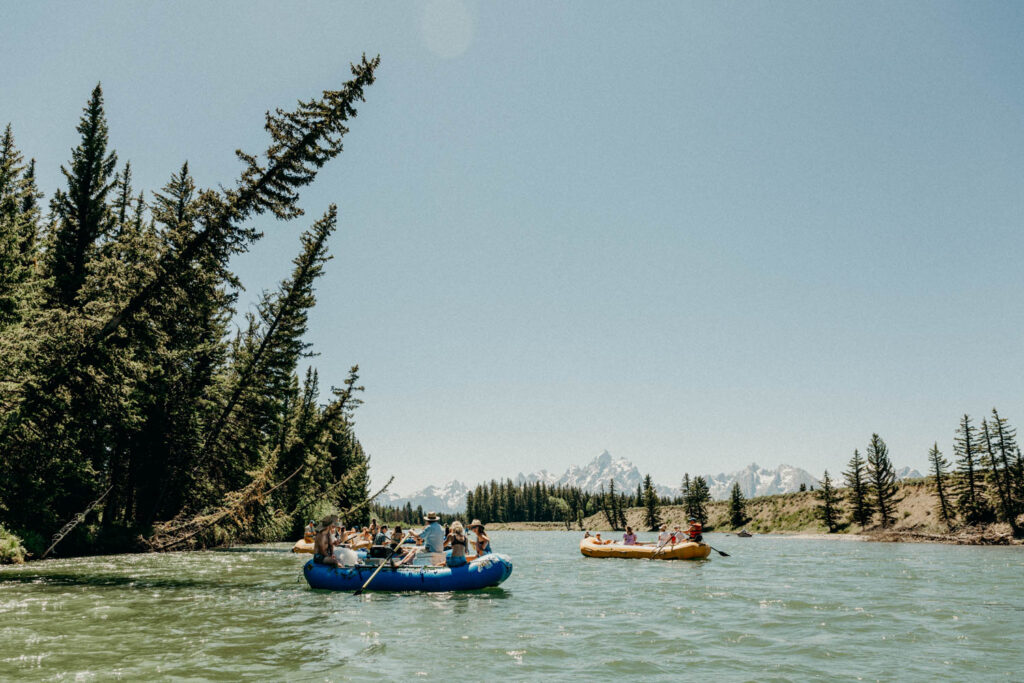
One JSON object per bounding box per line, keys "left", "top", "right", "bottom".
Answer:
{"left": 1, "top": 531, "right": 1022, "bottom": 681}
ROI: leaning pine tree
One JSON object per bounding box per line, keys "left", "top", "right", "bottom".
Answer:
{"left": 927, "top": 442, "right": 954, "bottom": 530}
{"left": 985, "top": 409, "right": 1021, "bottom": 537}
{"left": 0, "top": 56, "right": 382, "bottom": 556}
{"left": 844, "top": 449, "right": 873, "bottom": 529}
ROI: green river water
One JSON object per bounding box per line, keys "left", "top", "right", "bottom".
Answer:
{"left": 1, "top": 530, "right": 1022, "bottom": 681}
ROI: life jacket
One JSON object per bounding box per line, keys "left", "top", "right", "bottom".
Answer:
{"left": 688, "top": 523, "right": 703, "bottom": 539}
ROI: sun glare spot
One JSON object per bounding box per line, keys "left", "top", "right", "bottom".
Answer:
{"left": 421, "top": 0, "right": 475, "bottom": 59}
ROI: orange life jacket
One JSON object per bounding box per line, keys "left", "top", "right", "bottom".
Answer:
{"left": 688, "top": 523, "right": 702, "bottom": 539}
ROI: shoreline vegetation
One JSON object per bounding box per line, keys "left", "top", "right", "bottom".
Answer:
{"left": 0, "top": 59, "right": 386, "bottom": 564}
{"left": 485, "top": 482, "right": 1022, "bottom": 546}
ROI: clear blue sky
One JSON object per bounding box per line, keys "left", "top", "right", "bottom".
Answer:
{"left": 3, "top": 1, "right": 1024, "bottom": 492}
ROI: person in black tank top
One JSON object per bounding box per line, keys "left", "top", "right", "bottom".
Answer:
{"left": 445, "top": 521, "right": 468, "bottom": 567}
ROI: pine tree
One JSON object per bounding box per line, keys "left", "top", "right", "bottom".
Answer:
{"left": 816, "top": 470, "right": 841, "bottom": 532}
{"left": 642, "top": 474, "right": 661, "bottom": 530}
{"left": 606, "top": 479, "right": 622, "bottom": 530}
{"left": 688, "top": 476, "right": 711, "bottom": 525}
{"left": 986, "top": 409, "right": 1021, "bottom": 536}
{"left": 866, "top": 433, "right": 901, "bottom": 529}
{"left": 19, "top": 56, "right": 380, "bottom": 411}
{"left": 927, "top": 442, "right": 954, "bottom": 529}
{"left": 599, "top": 483, "right": 612, "bottom": 528}
{"left": 728, "top": 482, "right": 748, "bottom": 528}
{"left": 954, "top": 414, "right": 989, "bottom": 525}
{"left": 0, "top": 59, "right": 382, "bottom": 555}
{"left": 48, "top": 84, "right": 118, "bottom": 306}
{"left": 0, "top": 125, "right": 41, "bottom": 329}
{"left": 844, "top": 449, "right": 873, "bottom": 529}
{"left": 680, "top": 473, "right": 692, "bottom": 518}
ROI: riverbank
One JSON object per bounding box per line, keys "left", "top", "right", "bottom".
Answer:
{"left": 578, "top": 479, "right": 1024, "bottom": 546}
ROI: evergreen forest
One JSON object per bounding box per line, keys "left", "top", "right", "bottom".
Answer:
{"left": 0, "top": 57, "right": 383, "bottom": 561}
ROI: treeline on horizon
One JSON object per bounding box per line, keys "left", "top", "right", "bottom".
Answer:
{"left": 462, "top": 411, "right": 1024, "bottom": 540}
{"left": 0, "top": 57, "right": 382, "bottom": 562}
{"left": 462, "top": 475, "right": 703, "bottom": 530}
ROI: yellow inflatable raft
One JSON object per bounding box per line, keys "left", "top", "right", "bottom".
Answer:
{"left": 292, "top": 535, "right": 372, "bottom": 554}
{"left": 579, "top": 537, "right": 711, "bottom": 560}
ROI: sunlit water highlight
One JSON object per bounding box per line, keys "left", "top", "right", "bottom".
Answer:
{"left": 2, "top": 531, "right": 1023, "bottom": 680}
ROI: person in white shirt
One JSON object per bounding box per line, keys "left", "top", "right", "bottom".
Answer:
{"left": 411, "top": 512, "right": 446, "bottom": 565}
{"left": 656, "top": 524, "right": 673, "bottom": 547}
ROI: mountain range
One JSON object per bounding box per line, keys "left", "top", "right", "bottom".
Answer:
{"left": 377, "top": 450, "right": 921, "bottom": 513}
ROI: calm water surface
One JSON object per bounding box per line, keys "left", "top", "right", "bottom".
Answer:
{"left": 2, "top": 531, "right": 1023, "bottom": 681}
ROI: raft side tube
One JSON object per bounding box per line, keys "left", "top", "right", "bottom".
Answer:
{"left": 303, "top": 553, "right": 513, "bottom": 592}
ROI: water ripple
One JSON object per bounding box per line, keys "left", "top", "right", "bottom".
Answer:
{"left": 1, "top": 533, "right": 1023, "bottom": 680}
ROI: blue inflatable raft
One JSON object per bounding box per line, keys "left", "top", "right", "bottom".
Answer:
{"left": 303, "top": 553, "right": 513, "bottom": 592}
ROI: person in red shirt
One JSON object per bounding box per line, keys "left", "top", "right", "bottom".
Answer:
{"left": 686, "top": 517, "right": 703, "bottom": 543}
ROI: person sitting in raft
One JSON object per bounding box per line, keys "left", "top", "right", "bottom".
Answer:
{"left": 410, "top": 512, "right": 446, "bottom": 565}
{"left": 369, "top": 519, "right": 379, "bottom": 538}
{"left": 622, "top": 526, "right": 637, "bottom": 545}
{"left": 686, "top": 517, "right": 703, "bottom": 543}
{"left": 671, "top": 525, "right": 685, "bottom": 544}
{"left": 583, "top": 531, "right": 591, "bottom": 539}
{"left": 468, "top": 519, "right": 491, "bottom": 555}
{"left": 593, "top": 533, "right": 613, "bottom": 545}
{"left": 313, "top": 515, "right": 340, "bottom": 566}
{"left": 374, "top": 525, "right": 390, "bottom": 546}
{"left": 386, "top": 525, "right": 411, "bottom": 566}
{"left": 304, "top": 520, "right": 316, "bottom": 540}
{"left": 445, "top": 521, "right": 469, "bottom": 568}
{"left": 656, "top": 524, "right": 673, "bottom": 548}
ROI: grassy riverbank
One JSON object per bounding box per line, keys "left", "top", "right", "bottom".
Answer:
{"left": 579, "top": 479, "right": 1022, "bottom": 545}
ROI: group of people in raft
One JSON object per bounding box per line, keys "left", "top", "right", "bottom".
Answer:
{"left": 310, "top": 512, "right": 492, "bottom": 569}
{"left": 585, "top": 517, "right": 703, "bottom": 546}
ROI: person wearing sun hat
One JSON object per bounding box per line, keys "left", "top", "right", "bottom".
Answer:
{"left": 468, "top": 519, "right": 491, "bottom": 556}
{"left": 410, "top": 512, "right": 446, "bottom": 565}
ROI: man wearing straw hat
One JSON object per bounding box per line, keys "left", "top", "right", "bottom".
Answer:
{"left": 410, "top": 512, "right": 446, "bottom": 565}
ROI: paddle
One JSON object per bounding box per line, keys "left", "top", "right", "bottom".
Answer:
{"left": 651, "top": 536, "right": 676, "bottom": 559}
{"left": 353, "top": 532, "right": 410, "bottom": 596}
{"left": 708, "top": 545, "right": 730, "bottom": 557}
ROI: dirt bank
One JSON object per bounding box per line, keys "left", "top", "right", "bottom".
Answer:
{"left": 579, "top": 479, "right": 1023, "bottom": 546}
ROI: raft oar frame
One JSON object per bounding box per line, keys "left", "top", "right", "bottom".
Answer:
{"left": 353, "top": 531, "right": 412, "bottom": 595}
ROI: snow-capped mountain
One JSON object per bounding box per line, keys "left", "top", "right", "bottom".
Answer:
{"left": 378, "top": 480, "right": 469, "bottom": 513}
{"left": 514, "top": 469, "right": 558, "bottom": 486}
{"left": 517, "top": 452, "right": 817, "bottom": 501}
{"left": 895, "top": 466, "right": 924, "bottom": 480}
{"left": 517, "top": 451, "right": 675, "bottom": 498}
{"left": 704, "top": 463, "right": 818, "bottom": 500}
{"left": 379, "top": 451, "right": 917, "bottom": 512}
